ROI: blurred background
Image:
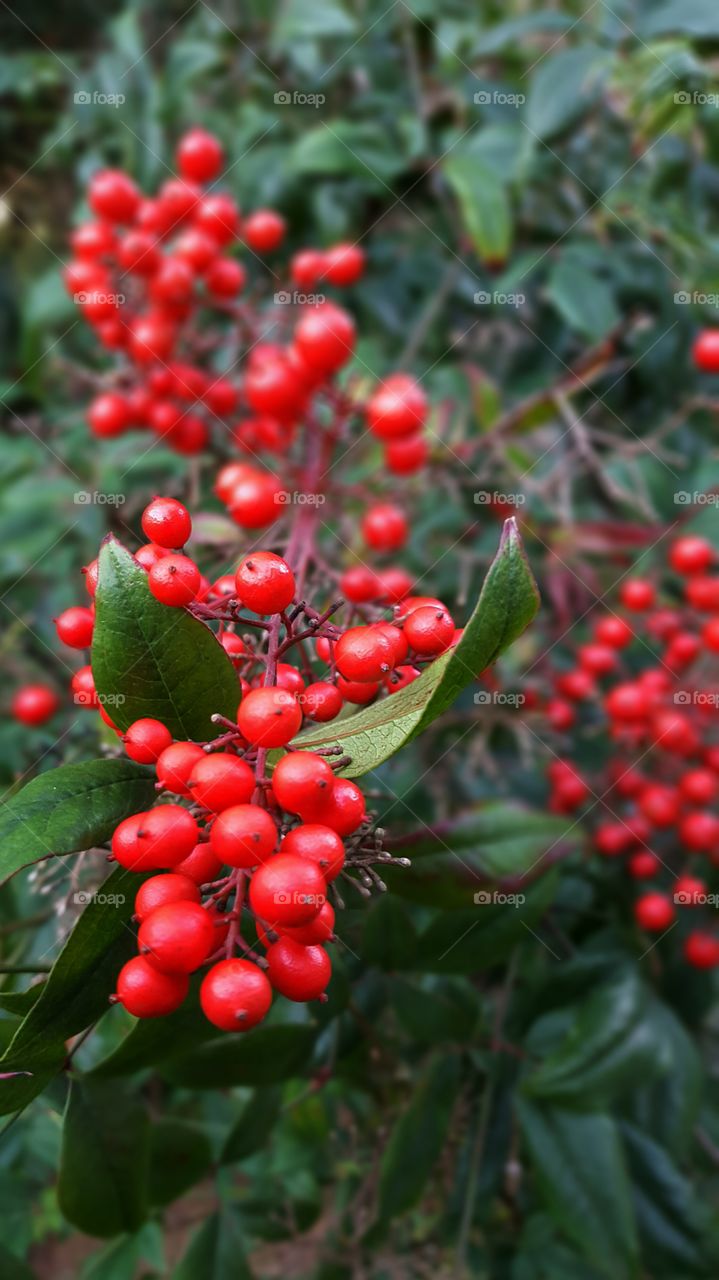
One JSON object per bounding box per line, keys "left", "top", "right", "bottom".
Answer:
{"left": 2, "top": 1, "right": 719, "bottom": 1276}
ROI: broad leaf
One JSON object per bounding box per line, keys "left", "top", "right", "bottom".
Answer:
{"left": 546, "top": 253, "right": 620, "bottom": 342}
{"left": 526, "top": 46, "right": 610, "bottom": 140}
{"left": 641, "top": 0, "right": 719, "bottom": 38}
{"left": 175, "top": 1210, "right": 255, "bottom": 1280}
{"left": 517, "top": 1101, "right": 640, "bottom": 1279}
{"left": 620, "top": 1121, "right": 713, "bottom": 1277}
{"left": 362, "top": 896, "right": 418, "bottom": 970}
{"left": 92, "top": 537, "right": 239, "bottom": 738}
{"left": 414, "top": 871, "right": 558, "bottom": 973}
{"left": 443, "top": 153, "right": 512, "bottom": 263}
{"left": 293, "top": 518, "right": 538, "bottom": 776}
{"left": 221, "top": 1086, "right": 283, "bottom": 1164}
{"left": 58, "top": 1077, "right": 149, "bottom": 1238}
{"left": 147, "top": 1119, "right": 213, "bottom": 1207}
{"left": 0, "top": 759, "right": 155, "bottom": 884}
{"left": 376, "top": 1053, "right": 461, "bottom": 1223}
{"left": 161, "top": 1024, "right": 317, "bottom": 1088}
{"left": 91, "top": 980, "right": 213, "bottom": 1078}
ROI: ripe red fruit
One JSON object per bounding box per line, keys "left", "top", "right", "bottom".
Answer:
{"left": 134, "top": 873, "right": 201, "bottom": 922}
{"left": 685, "top": 576, "right": 719, "bottom": 611}
{"left": 638, "top": 785, "right": 679, "bottom": 828}
{"left": 302, "top": 681, "right": 344, "bottom": 722}
{"left": 281, "top": 822, "right": 345, "bottom": 881}
{"left": 361, "top": 503, "right": 408, "bottom": 553}
{"left": 205, "top": 257, "right": 246, "bottom": 298}
{"left": 669, "top": 535, "right": 713, "bottom": 576}
{"left": 337, "top": 676, "right": 380, "bottom": 705}
{"left": 594, "top": 823, "right": 635, "bottom": 857}
{"left": 188, "top": 753, "right": 255, "bottom": 812}
{"left": 680, "top": 769, "right": 717, "bottom": 805}
{"left": 366, "top": 374, "right": 427, "bottom": 440}
{"left": 605, "top": 682, "right": 648, "bottom": 722}
{"left": 175, "top": 841, "right": 224, "bottom": 885}
{"left": 280, "top": 900, "right": 336, "bottom": 945}
{"left": 130, "top": 314, "right": 176, "bottom": 364}
{"left": 266, "top": 938, "right": 331, "bottom": 1001}
{"left": 55, "top": 606, "right": 94, "bottom": 649}
{"left": 373, "top": 622, "right": 409, "bottom": 666}
{"left": 323, "top": 242, "right": 365, "bottom": 286}
{"left": 403, "top": 606, "right": 455, "bottom": 655}
{"left": 88, "top": 169, "right": 141, "bottom": 223}
{"left": 634, "top": 892, "right": 675, "bottom": 932}
{"left": 291, "top": 249, "right": 325, "bottom": 289}
{"left": 71, "top": 221, "right": 116, "bottom": 259}
{"left": 275, "top": 664, "right": 305, "bottom": 696}
{"left": 71, "top": 666, "right": 98, "bottom": 709}
{"left": 112, "top": 805, "right": 199, "bottom": 871}
{"left": 674, "top": 874, "right": 706, "bottom": 906}
{"left": 123, "top": 718, "right": 173, "bottom": 764}
{"left": 249, "top": 854, "right": 327, "bottom": 927}
{"left": 377, "top": 567, "right": 413, "bottom": 603}
{"left": 684, "top": 932, "right": 719, "bottom": 969}
{"left": 176, "top": 127, "right": 224, "bottom": 183}
{"left": 340, "top": 565, "right": 379, "bottom": 603}
{"left": 194, "top": 193, "right": 240, "bottom": 244}
{"left": 88, "top": 392, "right": 130, "bottom": 438}
{"left": 628, "top": 851, "right": 660, "bottom": 879}
{"left": 692, "top": 329, "right": 719, "bottom": 374}
{"left": 386, "top": 434, "right": 429, "bottom": 475}
{"left": 243, "top": 209, "right": 286, "bottom": 253}
{"left": 546, "top": 698, "right": 576, "bottom": 731}
{"left": 148, "top": 555, "right": 201, "bottom": 606}
{"left": 227, "top": 469, "right": 284, "bottom": 528}
{"left": 235, "top": 552, "right": 295, "bottom": 615}
{"left": 593, "top": 616, "right": 633, "bottom": 648}
{"left": 200, "top": 958, "right": 272, "bottom": 1031}
{"left": 141, "top": 497, "right": 192, "bottom": 548}
{"left": 117, "top": 230, "right": 160, "bottom": 276}
{"left": 210, "top": 803, "right": 278, "bottom": 867}
{"left": 576, "top": 643, "right": 617, "bottom": 677}
{"left": 115, "top": 955, "right": 189, "bottom": 1017}
{"left": 237, "top": 687, "right": 302, "bottom": 748}
{"left": 619, "top": 579, "right": 655, "bottom": 611}
{"left": 272, "top": 754, "right": 335, "bottom": 820}
{"left": 335, "top": 626, "right": 395, "bottom": 683}
{"left": 315, "top": 777, "right": 366, "bottom": 836}
{"left": 294, "top": 302, "right": 355, "bottom": 374}
{"left": 139, "top": 901, "right": 215, "bottom": 973}
{"left": 702, "top": 619, "right": 719, "bottom": 652}
{"left": 679, "top": 810, "right": 719, "bottom": 851}
{"left": 11, "top": 684, "right": 59, "bottom": 726}
{"left": 156, "top": 742, "right": 205, "bottom": 795}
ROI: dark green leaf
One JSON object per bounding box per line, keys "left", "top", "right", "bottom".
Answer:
{"left": 362, "top": 896, "right": 418, "bottom": 970}
{"left": 0, "top": 1244, "right": 37, "bottom": 1280}
{"left": 0, "top": 759, "right": 155, "bottom": 884}
{"left": 148, "top": 1119, "right": 213, "bottom": 1207}
{"left": 391, "top": 977, "right": 481, "bottom": 1044}
{"left": 526, "top": 46, "right": 610, "bottom": 139}
{"left": 161, "top": 1024, "right": 317, "bottom": 1088}
{"left": 415, "top": 871, "right": 558, "bottom": 973}
{"left": 92, "top": 537, "right": 239, "bottom": 738}
{"left": 220, "top": 1086, "right": 283, "bottom": 1164}
{"left": 376, "top": 1053, "right": 461, "bottom": 1223}
{"left": 621, "top": 1121, "right": 714, "bottom": 1276}
{"left": 58, "top": 1077, "right": 149, "bottom": 1238}
{"left": 91, "top": 980, "right": 213, "bottom": 1078}
{"left": 443, "top": 154, "right": 512, "bottom": 263}
{"left": 292, "top": 519, "right": 538, "bottom": 776}
{"left": 174, "top": 1208, "right": 254, "bottom": 1280}
{"left": 546, "top": 253, "right": 620, "bottom": 342}
{"left": 641, "top": 0, "right": 719, "bottom": 38}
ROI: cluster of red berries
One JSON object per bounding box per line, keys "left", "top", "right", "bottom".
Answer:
{"left": 541, "top": 533, "right": 719, "bottom": 969}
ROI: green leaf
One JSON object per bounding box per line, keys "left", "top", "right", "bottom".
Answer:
{"left": 623, "top": 1002, "right": 702, "bottom": 1159}
{"left": 0, "top": 759, "right": 156, "bottom": 884}
{"left": 92, "top": 537, "right": 239, "bottom": 738}
{"left": 414, "top": 871, "right": 558, "bottom": 973}
{"left": 376, "top": 1053, "right": 461, "bottom": 1223}
{"left": 641, "top": 0, "right": 719, "bottom": 38}
{"left": 148, "top": 1120, "right": 213, "bottom": 1207}
{"left": 443, "top": 153, "right": 512, "bottom": 264}
{"left": 174, "top": 1209, "right": 254, "bottom": 1280}
{"left": 391, "top": 977, "right": 481, "bottom": 1044}
{"left": 58, "top": 1077, "right": 149, "bottom": 1238}
{"left": 362, "top": 896, "right": 418, "bottom": 970}
{"left": 90, "top": 982, "right": 213, "bottom": 1078}
{"left": 0, "top": 1244, "right": 37, "bottom": 1280}
{"left": 0, "top": 867, "right": 141, "bottom": 1114}
{"left": 161, "top": 1025, "right": 317, "bottom": 1088}
{"left": 292, "top": 519, "right": 538, "bottom": 776}
{"left": 523, "top": 970, "right": 670, "bottom": 1109}
{"left": 620, "top": 1121, "right": 713, "bottom": 1277}
{"left": 82, "top": 1225, "right": 164, "bottom": 1280}
{"left": 526, "top": 46, "right": 610, "bottom": 140}
{"left": 221, "top": 1086, "right": 283, "bottom": 1164}
{"left": 517, "top": 1101, "right": 640, "bottom": 1279}
{"left": 546, "top": 252, "right": 620, "bottom": 342}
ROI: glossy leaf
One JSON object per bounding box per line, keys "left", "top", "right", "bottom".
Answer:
{"left": 620, "top": 1121, "right": 712, "bottom": 1277}
{"left": 175, "top": 1209, "right": 255, "bottom": 1280}
{"left": 58, "top": 1077, "right": 149, "bottom": 1238}
{"left": 92, "top": 536, "right": 239, "bottom": 738}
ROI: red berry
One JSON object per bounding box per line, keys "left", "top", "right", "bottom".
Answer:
{"left": 115, "top": 955, "right": 188, "bottom": 1018}
{"left": 123, "top": 718, "right": 173, "bottom": 764}
{"left": 638, "top": 785, "right": 679, "bottom": 828}
{"left": 112, "top": 805, "right": 199, "bottom": 872}
{"left": 628, "top": 851, "right": 660, "bottom": 879}
{"left": 291, "top": 249, "right": 325, "bottom": 289}
{"left": 634, "top": 892, "right": 675, "bottom": 932}
{"left": 680, "top": 769, "right": 717, "bottom": 805}
{"left": 71, "top": 665, "right": 98, "bottom": 709}
{"left": 210, "top": 803, "right": 278, "bottom": 868}
{"left": 593, "top": 616, "right": 633, "bottom": 648}
{"left": 385, "top": 434, "right": 429, "bottom": 475}
{"left": 403, "top": 606, "right": 455, "bottom": 655}
{"left": 148, "top": 555, "right": 201, "bottom": 607}
{"left": 619, "top": 579, "right": 655, "bottom": 611}
{"left": 266, "top": 938, "right": 331, "bottom": 1001}
{"left": 194, "top": 193, "right": 240, "bottom": 245}
{"left": 200, "top": 958, "right": 272, "bottom": 1031}
{"left": 272, "top": 753, "right": 335, "bottom": 821}
{"left": 340, "top": 565, "right": 379, "bottom": 603}
{"left": 71, "top": 221, "right": 116, "bottom": 259}
{"left": 88, "top": 169, "right": 140, "bottom": 223}
{"left": 366, "top": 374, "right": 426, "bottom": 440}
{"left": 175, "top": 842, "right": 224, "bottom": 885}
{"left": 249, "top": 854, "right": 326, "bottom": 927}
{"left": 156, "top": 742, "right": 205, "bottom": 796}
{"left": 684, "top": 932, "right": 719, "bottom": 969}
{"left": 228, "top": 469, "right": 284, "bottom": 529}
{"left": 361, "top": 503, "right": 408, "bottom": 553}
{"left": 669, "top": 535, "right": 713, "bottom": 576}
{"left": 674, "top": 874, "right": 706, "bottom": 907}
{"left": 378, "top": 567, "right": 413, "bottom": 603}
{"left": 576, "top": 643, "right": 617, "bottom": 676}
{"left": 685, "top": 576, "right": 719, "bottom": 611}
{"left": 11, "top": 684, "right": 59, "bottom": 726}
{"left": 605, "top": 682, "right": 649, "bottom": 722}
{"left": 141, "top": 497, "right": 192, "bottom": 548}
{"left": 135, "top": 873, "right": 201, "bottom": 922}
{"left": 679, "top": 810, "right": 719, "bottom": 851}
{"left": 244, "top": 209, "right": 286, "bottom": 253}
{"left": 302, "top": 681, "right": 344, "bottom": 722}
{"left": 315, "top": 777, "right": 366, "bottom": 836}
{"left": 205, "top": 257, "right": 246, "bottom": 298}
{"left": 188, "top": 753, "right": 255, "bottom": 812}
{"left": 55, "top": 606, "right": 94, "bottom": 649}
{"left": 546, "top": 698, "right": 576, "bottom": 731}
{"left": 139, "top": 901, "right": 215, "bottom": 973}
{"left": 336, "top": 677, "right": 380, "bottom": 705}
{"left": 692, "top": 329, "right": 719, "bottom": 374}
{"left": 281, "top": 822, "right": 345, "bottom": 881}
{"left": 88, "top": 392, "right": 130, "bottom": 438}
{"left": 294, "top": 302, "right": 355, "bottom": 374}
{"left": 322, "top": 242, "right": 365, "bottom": 286}
{"left": 237, "top": 687, "right": 302, "bottom": 748}
{"left": 235, "top": 552, "right": 295, "bottom": 615}
{"left": 594, "top": 823, "right": 635, "bottom": 857}
{"left": 275, "top": 664, "right": 305, "bottom": 696}
{"left": 335, "top": 626, "right": 395, "bottom": 683}
{"left": 280, "top": 900, "right": 335, "bottom": 945}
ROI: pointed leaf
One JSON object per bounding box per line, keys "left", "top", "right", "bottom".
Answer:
{"left": 58, "top": 1077, "right": 149, "bottom": 1238}
{"left": 377, "top": 1053, "right": 461, "bottom": 1223}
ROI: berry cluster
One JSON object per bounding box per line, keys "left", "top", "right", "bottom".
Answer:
{"left": 541, "top": 534, "right": 719, "bottom": 970}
